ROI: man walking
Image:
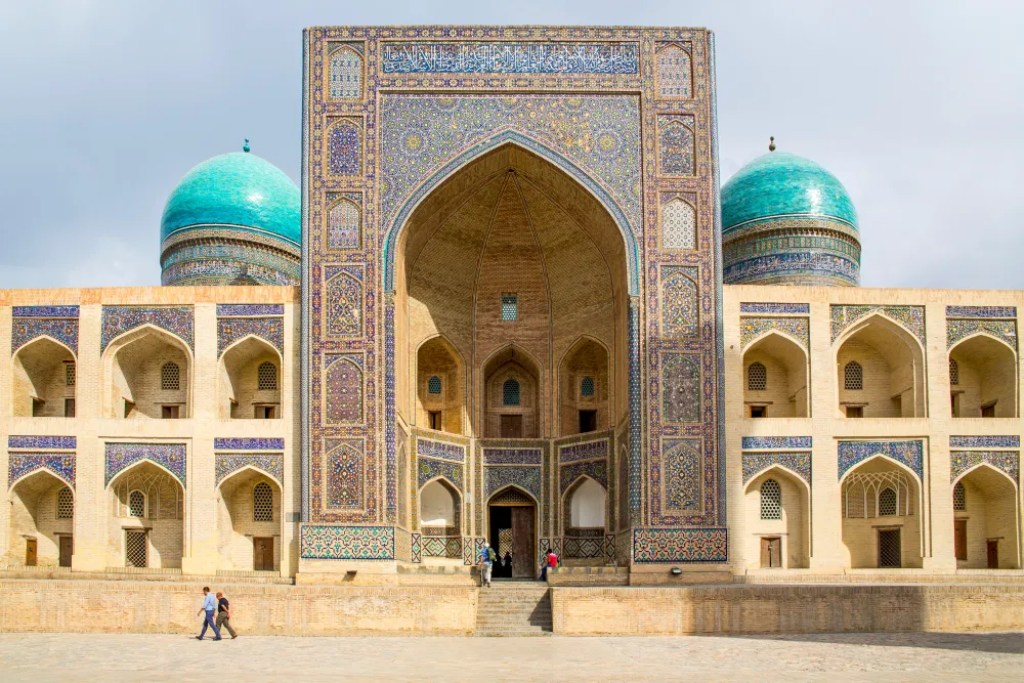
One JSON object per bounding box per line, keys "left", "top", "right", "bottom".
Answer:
{"left": 215, "top": 592, "right": 238, "bottom": 639}
{"left": 477, "top": 541, "right": 496, "bottom": 588}
{"left": 195, "top": 586, "right": 222, "bottom": 640}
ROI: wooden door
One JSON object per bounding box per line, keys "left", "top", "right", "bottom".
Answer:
{"left": 987, "top": 540, "right": 999, "bottom": 569}
{"left": 760, "top": 537, "right": 782, "bottom": 568}
{"left": 59, "top": 536, "right": 73, "bottom": 567}
{"left": 254, "top": 537, "right": 274, "bottom": 571}
{"left": 510, "top": 506, "right": 535, "bottom": 578}
{"left": 501, "top": 415, "right": 522, "bottom": 438}
{"left": 954, "top": 520, "right": 967, "bottom": 561}
{"left": 25, "top": 538, "right": 37, "bottom": 566}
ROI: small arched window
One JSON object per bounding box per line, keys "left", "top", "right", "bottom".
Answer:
{"left": 844, "top": 361, "right": 863, "bottom": 390}
{"left": 257, "top": 362, "right": 278, "bottom": 391}
{"left": 953, "top": 481, "right": 966, "bottom": 511}
{"left": 253, "top": 482, "right": 273, "bottom": 522}
{"left": 428, "top": 376, "right": 442, "bottom": 395}
{"left": 128, "top": 490, "right": 146, "bottom": 518}
{"left": 65, "top": 362, "right": 76, "bottom": 387}
{"left": 580, "top": 376, "right": 595, "bottom": 397}
{"left": 161, "top": 362, "right": 180, "bottom": 391}
{"left": 747, "top": 362, "right": 767, "bottom": 391}
{"left": 760, "top": 478, "right": 782, "bottom": 519}
{"left": 878, "top": 487, "right": 898, "bottom": 516}
{"left": 949, "top": 357, "right": 959, "bottom": 386}
{"left": 56, "top": 487, "right": 74, "bottom": 519}
{"left": 502, "top": 379, "right": 521, "bottom": 406}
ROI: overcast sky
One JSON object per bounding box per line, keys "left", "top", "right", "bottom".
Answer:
{"left": 1, "top": 1, "right": 1021, "bottom": 290}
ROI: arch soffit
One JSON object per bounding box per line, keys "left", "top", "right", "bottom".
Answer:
{"left": 743, "top": 328, "right": 809, "bottom": 359}
{"left": 219, "top": 333, "right": 284, "bottom": 364}
{"left": 481, "top": 342, "right": 543, "bottom": 379}
{"left": 486, "top": 483, "right": 540, "bottom": 506}
{"left": 556, "top": 334, "right": 610, "bottom": 371}
{"left": 106, "top": 457, "right": 186, "bottom": 491}
{"left": 840, "top": 453, "right": 923, "bottom": 489}
{"left": 217, "top": 464, "right": 283, "bottom": 490}
{"left": 949, "top": 330, "right": 1019, "bottom": 360}
{"left": 384, "top": 132, "right": 640, "bottom": 296}
{"left": 952, "top": 461, "right": 1019, "bottom": 491}
{"left": 415, "top": 333, "right": 467, "bottom": 367}
{"left": 562, "top": 473, "right": 608, "bottom": 501}
{"left": 834, "top": 312, "right": 925, "bottom": 358}
{"left": 12, "top": 334, "right": 78, "bottom": 361}
{"left": 8, "top": 466, "right": 75, "bottom": 494}
{"left": 104, "top": 323, "right": 194, "bottom": 364}
{"left": 743, "top": 464, "right": 810, "bottom": 496}
{"left": 420, "top": 475, "right": 463, "bottom": 498}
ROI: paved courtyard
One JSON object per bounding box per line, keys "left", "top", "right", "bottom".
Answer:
{"left": 1, "top": 632, "right": 1022, "bottom": 682}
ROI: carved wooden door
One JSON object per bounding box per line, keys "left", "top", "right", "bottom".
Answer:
{"left": 25, "top": 538, "right": 37, "bottom": 566}
{"left": 254, "top": 537, "right": 274, "bottom": 571}
{"left": 511, "top": 506, "right": 535, "bottom": 578}
{"left": 59, "top": 536, "right": 73, "bottom": 567}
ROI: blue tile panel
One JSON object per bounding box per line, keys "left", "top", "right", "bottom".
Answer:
{"left": 415, "top": 438, "right": 466, "bottom": 463}
{"left": 945, "top": 306, "right": 1016, "bottom": 319}
{"left": 831, "top": 305, "right": 926, "bottom": 346}
{"left": 724, "top": 250, "right": 859, "bottom": 288}
{"left": 12, "top": 317, "right": 79, "bottom": 355}
{"left": 740, "top": 317, "right": 809, "bottom": 350}
{"left": 101, "top": 306, "right": 194, "bottom": 351}
{"left": 560, "top": 460, "right": 609, "bottom": 494}
{"left": 217, "top": 317, "right": 284, "bottom": 356}
{"left": 216, "top": 304, "right": 285, "bottom": 316}
{"left": 379, "top": 42, "right": 639, "bottom": 74}
{"left": 417, "top": 457, "right": 464, "bottom": 490}
{"left": 558, "top": 439, "right": 609, "bottom": 463}
{"left": 160, "top": 240, "right": 300, "bottom": 287}
{"left": 482, "top": 448, "right": 543, "bottom": 465}
{"left": 105, "top": 443, "right": 187, "bottom": 486}
{"left": 214, "top": 438, "right": 286, "bottom": 451}
{"left": 742, "top": 452, "right": 811, "bottom": 486}
{"left": 9, "top": 453, "right": 76, "bottom": 488}
{"left": 739, "top": 303, "right": 810, "bottom": 314}
{"left": 949, "top": 435, "right": 1019, "bottom": 449}
{"left": 299, "top": 525, "right": 395, "bottom": 560}
{"left": 484, "top": 466, "right": 542, "bottom": 501}
{"left": 946, "top": 318, "right": 1017, "bottom": 350}
{"left": 950, "top": 451, "right": 1019, "bottom": 484}
{"left": 12, "top": 306, "right": 80, "bottom": 318}
{"left": 741, "top": 436, "right": 812, "bottom": 450}
{"left": 632, "top": 528, "right": 728, "bottom": 563}
{"left": 838, "top": 440, "right": 924, "bottom": 481}
{"left": 214, "top": 454, "right": 284, "bottom": 485}
{"left": 9, "top": 436, "right": 76, "bottom": 450}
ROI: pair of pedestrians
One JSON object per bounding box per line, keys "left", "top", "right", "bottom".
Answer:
{"left": 195, "top": 587, "right": 238, "bottom": 641}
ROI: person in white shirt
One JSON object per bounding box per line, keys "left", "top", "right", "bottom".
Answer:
{"left": 195, "top": 586, "right": 222, "bottom": 640}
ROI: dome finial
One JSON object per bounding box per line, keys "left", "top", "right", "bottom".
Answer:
{"left": 768, "top": 136, "right": 776, "bottom": 152}
{"left": 243, "top": 138, "right": 250, "bottom": 153}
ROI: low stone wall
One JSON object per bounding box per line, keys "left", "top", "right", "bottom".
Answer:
{"left": 0, "top": 579, "right": 477, "bottom": 635}
{"left": 550, "top": 585, "right": 1024, "bottom": 635}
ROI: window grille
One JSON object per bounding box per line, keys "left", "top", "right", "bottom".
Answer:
{"left": 878, "top": 487, "right": 898, "bottom": 516}
{"left": 760, "top": 479, "right": 782, "bottom": 520}
{"left": 56, "top": 487, "right": 74, "bottom": 519}
{"left": 844, "top": 361, "right": 863, "bottom": 390}
{"left": 502, "top": 378, "right": 521, "bottom": 406}
{"left": 501, "top": 294, "right": 518, "bottom": 321}
{"left": 747, "top": 362, "right": 767, "bottom": 391}
{"left": 428, "top": 375, "right": 442, "bottom": 394}
{"left": 878, "top": 529, "right": 901, "bottom": 568}
{"left": 253, "top": 482, "right": 273, "bottom": 522}
{"left": 128, "top": 490, "right": 146, "bottom": 518}
{"left": 843, "top": 471, "right": 913, "bottom": 518}
{"left": 65, "top": 363, "right": 76, "bottom": 387}
{"left": 581, "top": 376, "right": 595, "bottom": 397}
{"left": 161, "top": 362, "right": 180, "bottom": 391}
{"left": 125, "top": 530, "right": 147, "bottom": 568}
{"left": 949, "top": 358, "right": 959, "bottom": 386}
{"left": 257, "top": 362, "right": 278, "bottom": 391}
{"left": 953, "top": 481, "right": 966, "bottom": 511}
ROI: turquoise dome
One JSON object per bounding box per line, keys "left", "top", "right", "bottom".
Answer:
{"left": 160, "top": 150, "right": 300, "bottom": 246}
{"left": 721, "top": 151, "right": 857, "bottom": 234}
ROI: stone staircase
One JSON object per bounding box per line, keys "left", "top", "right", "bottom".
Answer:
{"left": 475, "top": 582, "right": 552, "bottom": 636}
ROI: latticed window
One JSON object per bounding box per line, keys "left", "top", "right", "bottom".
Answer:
{"left": 747, "top": 362, "right": 767, "bottom": 391}
{"left": 878, "top": 487, "right": 898, "bottom": 516}
{"left": 161, "top": 362, "right": 180, "bottom": 391}
{"left": 949, "top": 358, "right": 959, "bottom": 386}
{"left": 65, "top": 362, "right": 76, "bottom": 387}
{"left": 581, "top": 376, "right": 595, "bottom": 397}
{"left": 878, "top": 529, "right": 901, "bottom": 568}
{"left": 844, "top": 361, "right": 863, "bottom": 390}
{"left": 501, "top": 294, "right": 518, "bottom": 321}
{"left": 502, "top": 379, "right": 521, "bottom": 406}
{"left": 257, "top": 362, "right": 278, "bottom": 391}
{"left": 428, "top": 375, "right": 442, "bottom": 394}
{"left": 125, "top": 530, "right": 147, "bottom": 568}
{"left": 128, "top": 490, "right": 146, "bottom": 518}
{"left": 760, "top": 479, "right": 782, "bottom": 520}
{"left": 953, "top": 481, "right": 966, "bottom": 511}
{"left": 56, "top": 487, "right": 74, "bottom": 519}
{"left": 253, "top": 482, "right": 273, "bottom": 522}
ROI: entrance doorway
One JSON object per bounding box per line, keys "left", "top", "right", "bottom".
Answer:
{"left": 488, "top": 488, "right": 536, "bottom": 579}
{"left": 25, "top": 538, "right": 37, "bottom": 566}
{"left": 987, "top": 540, "right": 999, "bottom": 569}
{"left": 760, "top": 537, "right": 782, "bottom": 568}
{"left": 254, "top": 537, "right": 275, "bottom": 571}
{"left": 878, "top": 529, "right": 901, "bottom": 568}
{"left": 59, "top": 536, "right": 73, "bottom": 567}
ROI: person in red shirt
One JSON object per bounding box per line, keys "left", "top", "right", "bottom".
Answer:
{"left": 540, "top": 548, "right": 558, "bottom": 581}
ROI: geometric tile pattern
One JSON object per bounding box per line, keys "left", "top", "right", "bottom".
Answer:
{"left": 104, "top": 442, "right": 187, "bottom": 487}
{"left": 946, "top": 318, "right": 1017, "bottom": 350}
{"left": 327, "top": 119, "right": 362, "bottom": 176}
{"left": 8, "top": 453, "right": 76, "bottom": 489}
{"left": 662, "top": 439, "right": 701, "bottom": 511}
{"left": 742, "top": 451, "right": 811, "bottom": 487}
{"left": 661, "top": 353, "right": 700, "bottom": 423}
{"left": 8, "top": 435, "right": 76, "bottom": 450}
{"left": 379, "top": 41, "right": 640, "bottom": 74}
{"left": 949, "top": 435, "right": 1020, "bottom": 449}
{"left": 325, "top": 269, "right": 363, "bottom": 337}
{"left": 418, "top": 457, "right": 463, "bottom": 490}
{"left": 950, "top": 451, "right": 1019, "bottom": 484}
{"left": 217, "top": 316, "right": 284, "bottom": 357}
{"left": 327, "top": 198, "right": 361, "bottom": 250}
{"left": 655, "top": 42, "right": 693, "bottom": 98}
{"left": 633, "top": 527, "right": 728, "bottom": 563}
{"left": 945, "top": 305, "right": 1017, "bottom": 319}
{"left": 415, "top": 438, "right": 466, "bottom": 463}
{"left": 560, "top": 459, "right": 608, "bottom": 495}
{"left": 739, "top": 303, "right": 810, "bottom": 314}
{"left": 11, "top": 305, "right": 80, "bottom": 354}
{"left": 741, "top": 436, "right": 813, "bottom": 450}
{"left": 101, "top": 306, "right": 195, "bottom": 351}
{"left": 558, "top": 439, "right": 608, "bottom": 464}
{"left": 661, "top": 197, "right": 696, "bottom": 250}
{"left": 483, "top": 448, "right": 543, "bottom": 465}
{"left": 740, "top": 316, "right": 810, "bottom": 350}
{"left": 830, "top": 305, "right": 925, "bottom": 346}
{"left": 661, "top": 267, "right": 699, "bottom": 338}
{"left": 326, "top": 439, "right": 363, "bottom": 509}
{"left": 484, "top": 466, "right": 541, "bottom": 502}
{"left": 214, "top": 454, "right": 284, "bottom": 486}
{"left": 299, "top": 525, "right": 394, "bottom": 560}
{"left": 410, "top": 532, "right": 422, "bottom": 563}
{"left": 657, "top": 115, "right": 695, "bottom": 176}
{"left": 837, "top": 440, "right": 924, "bottom": 482}
{"left": 213, "top": 438, "right": 286, "bottom": 451}
{"left": 328, "top": 44, "right": 363, "bottom": 100}
{"left": 421, "top": 536, "right": 462, "bottom": 559}
{"left": 325, "top": 355, "right": 362, "bottom": 424}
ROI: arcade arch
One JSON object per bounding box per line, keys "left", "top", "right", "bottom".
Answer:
{"left": 952, "top": 465, "right": 1019, "bottom": 569}
{"left": 742, "top": 332, "right": 809, "bottom": 418}
{"left": 561, "top": 476, "right": 607, "bottom": 563}
{"left": 743, "top": 468, "right": 809, "bottom": 569}
{"left": 836, "top": 316, "right": 925, "bottom": 418}
{"left": 219, "top": 336, "right": 282, "bottom": 420}
{"left": 217, "top": 468, "right": 281, "bottom": 571}
{"left": 840, "top": 456, "right": 922, "bottom": 568}
{"left": 949, "top": 334, "right": 1018, "bottom": 418}
{"left": 7, "top": 470, "right": 74, "bottom": 567}
{"left": 104, "top": 326, "right": 191, "bottom": 419}
{"left": 558, "top": 337, "right": 610, "bottom": 435}
{"left": 108, "top": 461, "right": 184, "bottom": 569}
{"left": 11, "top": 337, "right": 76, "bottom": 418}
{"left": 419, "top": 478, "right": 462, "bottom": 560}
{"left": 416, "top": 336, "right": 465, "bottom": 434}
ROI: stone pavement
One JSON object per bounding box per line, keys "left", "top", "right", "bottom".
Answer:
{"left": 0, "top": 632, "right": 1021, "bottom": 682}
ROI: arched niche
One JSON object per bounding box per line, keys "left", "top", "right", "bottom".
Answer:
{"left": 952, "top": 465, "right": 1020, "bottom": 569}
{"left": 949, "top": 334, "right": 1018, "bottom": 418}
{"left": 416, "top": 336, "right": 465, "bottom": 434}
{"left": 561, "top": 476, "right": 606, "bottom": 564}
{"left": 835, "top": 315, "right": 926, "bottom": 418}
{"left": 743, "top": 467, "right": 809, "bottom": 569}
{"left": 742, "top": 332, "right": 809, "bottom": 418}
{"left": 104, "top": 326, "right": 191, "bottom": 419}
{"left": 482, "top": 345, "right": 541, "bottom": 438}
{"left": 558, "top": 337, "right": 610, "bottom": 436}
{"left": 107, "top": 461, "right": 184, "bottom": 569}
{"left": 840, "top": 455, "right": 922, "bottom": 569}
{"left": 419, "top": 478, "right": 462, "bottom": 561}
{"left": 7, "top": 470, "right": 74, "bottom": 567}
{"left": 11, "top": 337, "right": 76, "bottom": 418}
{"left": 217, "top": 468, "right": 281, "bottom": 571}
{"left": 219, "top": 336, "right": 282, "bottom": 420}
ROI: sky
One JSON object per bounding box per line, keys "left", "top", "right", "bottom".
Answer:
{"left": 1, "top": 1, "right": 1021, "bottom": 291}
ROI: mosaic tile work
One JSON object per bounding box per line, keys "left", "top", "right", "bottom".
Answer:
{"left": 725, "top": 249, "right": 859, "bottom": 288}
{"left": 325, "top": 355, "right": 363, "bottom": 424}
{"left": 8, "top": 453, "right": 75, "bottom": 488}
{"left": 946, "top": 318, "right": 1017, "bottom": 350}
{"left": 740, "top": 316, "right": 810, "bottom": 350}
{"left": 560, "top": 460, "right": 608, "bottom": 495}
{"left": 379, "top": 41, "right": 639, "bottom": 74}
{"left": 299, "top": 525, "right": 394, "bottom": 560}
{"left": 950, "top": 451, "right": 1019, "bottom": 484}
{"left": 421, "top": 536, "right": 462, "bottom": 558}
{"left": 410, "top": 532, "right": 422, "bottom": 563}
{"left": 101, "top": 306, "right": 194, "bottom": 351}
{"left": 655, "top": 42, "right": 692, "bottom": 98}
{"left": 326, "top": 439, "right": 363, "bottom": 509}
{"left": 327, "top": 43, "right": 363, "bottom": 99}
{"left": 105, "top": 443, "right": 186, "bottom": 486}
{"left": 661, "top": 353, "right": 700, "bottom": 423}
{"left": 217, "top": 317, "right": 284, "bottom": 356}
{"left": 830, "top": 305, "right": 925, "bottom": 346}
{"left": 9, "top": 436, "right": 76, "bottom": 450}
{"left": 214, "top": 438, "right": 286, "bottom": 450}
{"left": 484, "top": 466, "right": 541, "bottom": 502}
{"left": 946, "top": 306, "right": 1017, "bottom": 319}
{"left": 416, "top": 438, "right": 466, "bottom": 463}
{"left": 633, "top": 527, "right": 728, "bottom": 563}
{"left": 327, "top": 197, "right": 361, "bottom": 250}
{"left": 11, "top": 306, "right": 79, "bottom": 354}
{"left": 327, "top": 119, "right": 362, "bottom": 176}
{"left": 657, "top": 115, "right": 695, "bottom": 176}
{"left": 418, "top": 458, "right": 464, "bottom": 490}
{"left": 837, "top": 440, "right": 924, "bottom": 481}
{"left": 216, "top": 304, "right": 285, "bottom": 316}
{"left": 215, "top": 454, "right": 284, "bottom": 486}
{"left": 739, "top": 303, "right": 810, "bottom": 315}
{"left": 742, "top": 436, "right": 813, "bottom": 450}
{"left": 661, "top": 197, "right": 696, "bottom": 250}
{"left": 558, "top": 440, "right": 608, "bottom": 464}
{"left": 563, "top": 536, "right": 604, "bottom": 559}
{"left": 949, "top": 435, "right": 1020, "bottom": 449}
{"left": 662, "top": 439, "right": 701, "bottom": 512}
{"left": 661, "top": 267, "right": 699, "bottom": 338}
{"left": 325, "top": 267, "right": 363, "bottom": 337}
{"left": 742, "top": 452, "right": 811, "bottom": 486}
{"left": 482, "top": 448, "right": 543, "bottom": 465}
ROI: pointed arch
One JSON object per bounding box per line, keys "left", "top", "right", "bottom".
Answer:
{"left": 415, "top": 334, "right": 466, "bottom": 435}
{"left": 660, "top": 197, "right": 696, "bottom": 250}
{"left": 326, "top": 196, "right": 362, "bottom": 250}
{"left": 948, "top": 331, "right": 1018, "bottom": 418}
{"left": 11, "top": 335, "right": 77, "bottom": 418}
{"left": 8, "top": 467, "right": 74, "bottom": 495}
{"left": 324, "top": 355, "right": 363, "bottom": 425}
{"left": 327, "top": 44, "right": 363, "bottom": 100}
{"left": 743, "top": 463, "right": 811, "bottom": 496}
{"left": 839, "top": 453, "right": 924, "bottom": 490}
{"left": 219, "top": 335, "right": 283, "bottom": 420}
{"left": 952, "top": 461, "right": 1019, "bottom": 490}
{"left": 326, "top": 118, "right": 362, "bottom": 176}
{"left": 106, "top": 457, "right": 186, "bottom": 491}
{"left": 324, "top": 269, "right": 363, "bottom": 337}
{"left": 103, "top": 324, "right": 193, "bottom": 420}
{"left": 486, "top": 483, "right": 540, "bottom": 507}
{"left": 217, "top": 463, "right": 284, "bottom": 490}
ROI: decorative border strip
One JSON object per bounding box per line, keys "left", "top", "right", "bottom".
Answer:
{"left": 410, "top": 532, "right": 422, "bottom": 563}
{"left": 214, "top": 454, "right": 284, "bottom": 485}
{"left": 830, "top": 305, "right": 925, "bottom": 346}
{"left": 299, "top": 525, "right": 395, "bottom": 560}
{"left": 379, "top": 41, "right": 641, "bottom": 75}
{"left": 742, "top": 452, "right": 811, "bottom": 487}
{"left": 105, "top": 443, "right": 187, "bottom": 486}
{"left": 216, "top": 304, "right": 285, "bottom": 317}
{"left": 482, "top": 448, "right": 543, "bottom": 465}
{"left": 217, "top": 317, "right": 285, "bottom": 356}
{"left": 558, "top": 439, "right": 609, "bottom": 463}
{"left": 12, "top": 306, "right": 80, "bottom": 318}
{"left": 632, "top": 527, "right": 728, "bottom": 563}
{"left": 415, "top": 437, "right": 466, "bottom": 463}
{"left": 946, "top": 318, "right": 1017, "bottom": 350}
{"left": 741, "top": 436, "right": 812, "bottom": 450}
{"left": 417, "top": 457, "right": 464, "bottom": 490}
{"left": 9, "top": 453, "right": 76, "bottom": 489}
{"left": 214, "top": 438, "right": 286, "bottom": 451}
{"left": 838, "top": 440, "right": 924, "bottom": 481}
{"left": 950, "top": 451, "right": 1019, "bottom": 484}
{"left": 9, "top": 435, "right": 76, "bottom": 450}
{"left": 484, "top": 466, "right": 542, "bottom": 501}
{"left": 949, "top": 435, "right": 1019, "bottom": 449}
{"left": 101, "top": 306, "right": 195, "bottom": 351}
{"left": 945, "top": 306, "right": 1016, "bottom": 319}
{"left": 739, "top": 303, "right": 809, "bottom": 315}
{"left": 560, "top": 459, "right": 609, "bottom": 494}
{"left": 740, "top": 317, "right": 809, "bottom": 350}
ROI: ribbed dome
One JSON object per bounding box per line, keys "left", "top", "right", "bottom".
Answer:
{"left": 160, "top": 150, "right": 300, "bottom": 246}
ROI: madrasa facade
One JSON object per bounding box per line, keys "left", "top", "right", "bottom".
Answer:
{"left": 1, "top": 26, "right": 1021, "bottom": 584}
